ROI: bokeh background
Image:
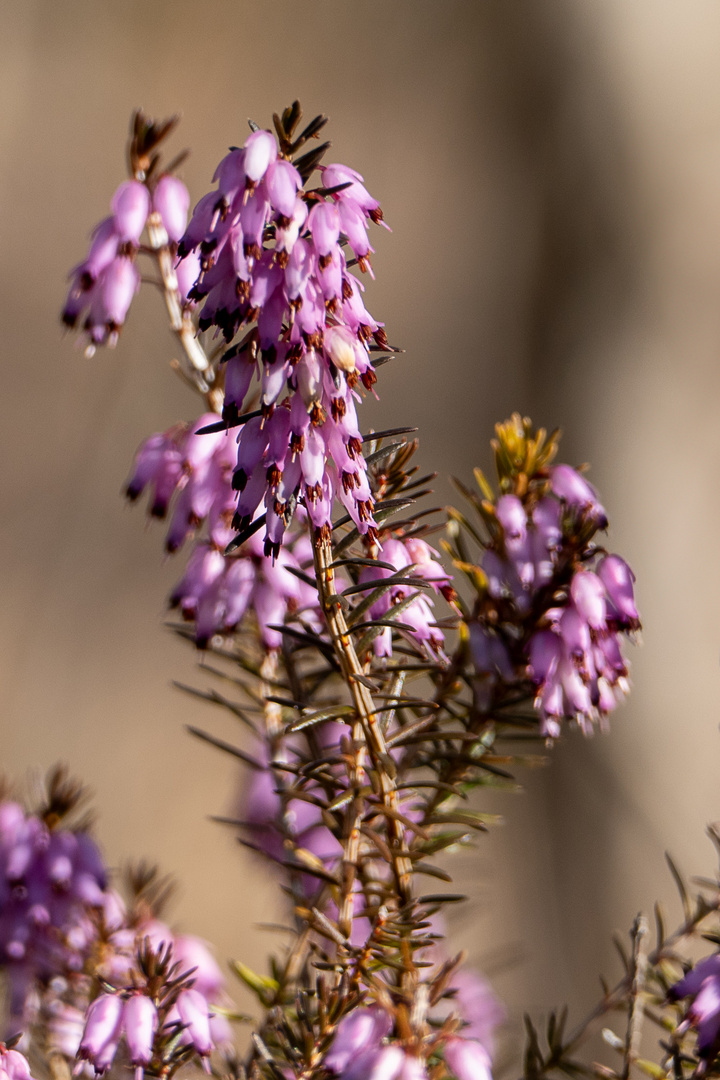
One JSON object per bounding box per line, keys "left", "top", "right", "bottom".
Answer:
{"left": 2, "top": 0, "right": 720, "bottom": 1064}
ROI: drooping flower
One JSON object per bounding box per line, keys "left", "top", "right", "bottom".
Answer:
{"left": 449, "top": 969, "right": 506, "bottom": 1057}
{"left": 123, "top": 995, "right": 158, "bottom": 1076}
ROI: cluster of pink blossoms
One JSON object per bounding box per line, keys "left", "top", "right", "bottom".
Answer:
{"left": 178, "top": 126, "right": 390, "bottom": 554}
{"left": 357, "top": 537, "right": 452, "bottom": 660}
{"left": 126, "top": 416, "right": 320, "bottom": 648}
{"left": 0, "top": 798, "right": 230, "bottom": 1070}
{"left": 0, "top": 802, "right": 106, "bottom": 1028}
{"left": 62, "top": 175, "right": 195, "bottom": 353}
{"left": 669, "top": 956, "right": 720, "bottom": 1064}
{"left": 48, "top": 897, "right": 231, "bottom": 1071}
{"left": 324, "top": 989, "right": 501, "bottom": 1080}
{"left": 77, "top": 983, "right": 219, "bottom": 1078}
{"left": 469, "top": 465, "right": 639, "bottom": 736}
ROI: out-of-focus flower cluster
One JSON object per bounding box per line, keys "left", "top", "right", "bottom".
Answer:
{"left": 0, "top": 787, "right": 231, "bottom": 1073}
{"left": 179, "top": 116, "right": 391, "bottom": 555}
{"left": 356, "top": 536, "right": 451, "bottom": 660}
{"left": 322, "top": 965, "right": 504, "bottom": 1080}
{"left": 452, "top": 416, "right": 640, "bottom": 737}
{"left": 0, "top": 799, "right": 106, "bottom": 1030}
{"left": 126, "top": 415, "right": 321, "bottom": 649}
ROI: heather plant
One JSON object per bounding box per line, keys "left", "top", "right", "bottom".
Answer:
{"left": 0, "top": 98, "right": 714, "bottom": 1080}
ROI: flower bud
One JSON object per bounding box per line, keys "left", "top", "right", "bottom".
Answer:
{"left": 444, "top": 1038, "right": 493, "bottom": 1080}
{"left": 78, "top": 993, "right": 124, "bottom": 1073}
{"left": 243, "top": 130, "right": 277, "bottom": 184}
{"left": 176, "top": 988, "right": 213, "bottom": 1058}
{"left": 325, "top": 326, "right": 360, "bottom": 373}
{"left": 110, "top": 181, "right": 150, "bottom": 244}
{"left": 597, "top": 555, "right": 638, "bottom": 624}
{"left": 153, "top": 175, "right": 190, "bottom": 243}
{"left": 124, "top": 994, "right": 158, "bottom": 1068}
{"left": 570, "top": 571, "right": 606, "bottom": 630}
{"left": 297, "top": 349, "right": 323, "bottom": 409}
{"left": 549, "top": 464, "right": 607, "bottom": 528}
{"left": 266, "top": 159, "right": 301, "bottom": 218}
{"left": 101, "top": 258, "right": 140, "bottom": 327}
{"left": 309, "top": 202, "right": 340, "bottom": 257}
{"left": 325, "top": 1007, "right": 393, "bottom": 1073}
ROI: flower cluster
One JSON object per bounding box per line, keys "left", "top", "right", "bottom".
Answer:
{"left": 126, "top": 415, "right": 236, "bottom": 552}
{"left": 178, "top": 122, "right": 390, "bottom": 554}
{"left": 62, "top": 175, "right": 192, "bottom": 353}
{"left": 0, "top": 800, "right": 106, "bottom": 1027}
{"left": 356, "top": 537, "right": 451, "bottom": 659}
{"left": 455, "top": 419, "right": 639, "bottom": 737}
{"left": 37, "top": 886, "right": 232, "bottom": 1070}
{"left": 126, "top": 417, "right": 321, "bottom": 648}
{"left": 527, "top": 551, "right": 639, "bottom": 737}
{"left": 77, "top": 973, "right": 223, "bottom": 1078}
{"left": 324, "top": 982, "right": 502, "bottom": 1080}
{"left": 241, "top": 733, "right": 342, "bottom": 873}
{"left": 669, "top": 956, "right": 720, "bottom": 1065}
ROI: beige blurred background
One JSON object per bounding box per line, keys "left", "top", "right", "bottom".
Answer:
{"left": 2, "top": 0, "right": 720, "bottom": 1063}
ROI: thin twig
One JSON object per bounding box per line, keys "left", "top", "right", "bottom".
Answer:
{"left": 145, "top": 212, "right": 222, "bottom": 412}
{"left": 622, "top": 914, "right": 649, "bottom": 1080}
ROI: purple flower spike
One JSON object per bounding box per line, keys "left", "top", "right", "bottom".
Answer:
{"left": 173, "top": 126, "right": 390, "bottom": 556}
{"left": 124, "top": 995, "right": 158, "bottom": 1072}
{"left": 466, "top": 436, "right": 638, "bottom": 737}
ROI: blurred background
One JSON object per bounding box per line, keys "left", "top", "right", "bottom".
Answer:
{"left": 2, "top": 0, "right": 720, "bottom": 1063}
